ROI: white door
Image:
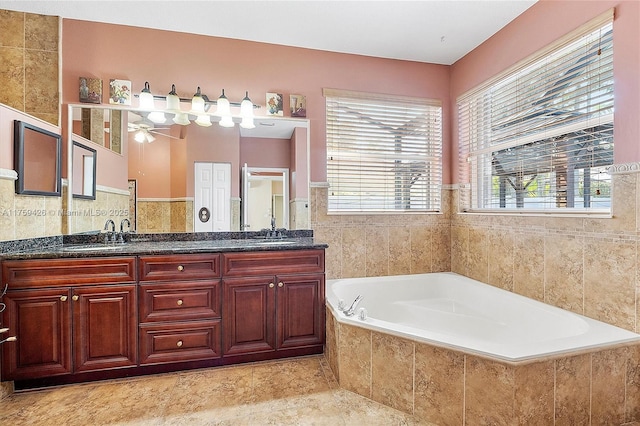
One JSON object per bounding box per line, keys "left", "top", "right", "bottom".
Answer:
{"left": 194, "top": 162, "right": 231, "bottom": 232}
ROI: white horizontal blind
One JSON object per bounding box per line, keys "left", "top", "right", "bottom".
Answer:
{"left": 458, "top": 13, "right": 614, "bottom": 212}
{"left": 325, "top": 89, "right": 442, "bottom": 212}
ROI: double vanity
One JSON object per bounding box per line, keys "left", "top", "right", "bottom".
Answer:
{"left": 0, "top": 232, "right": 326, "bottom": 389}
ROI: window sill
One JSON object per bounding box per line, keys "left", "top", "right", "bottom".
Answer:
{"left": 459, "top": 209, "right": 612, "bottom": 219}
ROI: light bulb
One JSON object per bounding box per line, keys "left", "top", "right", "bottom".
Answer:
{"left": 195, "top": 114, "right": 212, "bottom": 127}
{"left": 134, "top": 130, "right": 145, "bottom": 143}
{"left": 215, "top": 89, "right": 231, "bottom": 117}
{"left": 166, "top": 84, "right": 181, "bottom": 113}
{"left": 139, "top": 81, "right": 155, "bottom": 110}
{"left": 148, "top": 111, "right": 166, "bottom": 124}
{"left": 240, "top": 116, "right": 255, "bottom": 129}
{"left": 190, "top": 87, "right": 206, "bottom": 114}
{"left": 173, "top": 112, "right": 190, "bottom": 126}
{"left": 219, "top": 115, "right": 234, "bottom": 128}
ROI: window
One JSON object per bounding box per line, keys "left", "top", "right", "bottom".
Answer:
{"left": 324, "top": 89, "right": 442, "bottom": 212}
{"left": 457, "top": 10, "right": 614, "bottom": 212}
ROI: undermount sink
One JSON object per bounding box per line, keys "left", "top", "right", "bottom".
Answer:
{"left": 253, "top": 240, "right": 296, "bottom": 246}
{"left": 62, "top": 244, "right": 127, "bottom": 252}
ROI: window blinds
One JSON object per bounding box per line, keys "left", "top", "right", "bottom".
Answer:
{"left": 457, "top": 10, "right": 614, "bottom": 212}
{"left": 324, "top": 89, "right": 442, "bottom": 212}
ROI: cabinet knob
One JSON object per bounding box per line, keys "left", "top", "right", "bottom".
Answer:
{"left": 177, "top": 299, "right": 183, "bottom": 306}
{"left": 278, "top": 282, "right": 284, "bottom": 288}
{"left": 72, "top": 295, "right": 79, "bottom": 301}
{"left": 269, "top": 282, "right": 275, "bottom": 288}
{"left": 176, "top": 340, "right": 183, "bottom": 347}
{"left": 60, "top": 295, "right": 67, "bottom": 302}
{"left": 177, "top": 265, "right": 184, "bottom": 271}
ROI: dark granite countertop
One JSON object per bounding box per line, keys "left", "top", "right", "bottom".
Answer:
{"left": 0, "top": 231, "right": 328, "bottom": 260}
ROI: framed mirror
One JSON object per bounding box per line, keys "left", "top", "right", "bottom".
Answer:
{"left": 14, "top": 120, "right": 62, "bottom": 196}
{"left": 72, "top": 141, "right": 97, "bottom": 200}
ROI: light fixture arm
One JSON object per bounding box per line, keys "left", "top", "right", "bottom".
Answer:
{"left": 134, "top": 93, "right": 260, "bottom": 109}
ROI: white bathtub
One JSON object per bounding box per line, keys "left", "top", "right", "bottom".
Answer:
{"left": 326, "top": 272, "right": 640, "bottom": 362}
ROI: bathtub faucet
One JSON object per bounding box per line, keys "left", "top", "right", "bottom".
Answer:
{"left": 342, "top": 295, "right": 363, "bottom": 316}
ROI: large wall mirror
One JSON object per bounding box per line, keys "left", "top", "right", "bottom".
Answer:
{"left": 66, "top": 104, "right": 310, "bottom": 235}
{"left": 14, "top": 120, "right": 62, "bottom": 196}
{"left": 72, "top": 141, "right": 97, "bottom": 200}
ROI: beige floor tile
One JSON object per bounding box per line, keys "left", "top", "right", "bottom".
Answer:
{"left": 0, "top": 355, "right": 427, "bottom": 425}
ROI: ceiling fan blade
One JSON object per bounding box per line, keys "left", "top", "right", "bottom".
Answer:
{"left": 149, "top": 129, "right": 183, "bottom": 140}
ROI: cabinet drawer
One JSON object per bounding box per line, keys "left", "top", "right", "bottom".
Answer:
{"left": 2, "top": 257, "right": 136, "bottom": 288}
{"left": 139, "top": 280, "right": 221, "bottom": 323}
{"left": 139, "top": 320, "right": 221, "bottom": 365}
{"left": 139, "top": 254, "right": 220, "bottom": 281}
{"left": 222, "top": 250, "right": 324, "bottom": 277}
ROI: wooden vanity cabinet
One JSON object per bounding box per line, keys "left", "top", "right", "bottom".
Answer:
{"left": 138, "top": 254, "right": 222, "bottom": 365}
{"left": 222, "top": 250, "right": 325, "bottom": 358}
{"left": 1, "top": 257, "right": 137, "bottom": 381}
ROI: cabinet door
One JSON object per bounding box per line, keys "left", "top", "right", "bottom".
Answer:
{"left": 1, "top": 288, "right": 72, "bottom": 381}
{"left": 222, "top": 277, "right": 276, "bottom": 356}
{"left": 276, "top": 273, "right": 325, "bottom": 349}
{"left": 73, "top": 285, "right": 137, "bottom": 372}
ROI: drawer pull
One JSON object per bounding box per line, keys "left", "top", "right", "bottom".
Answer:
{"left": 177, "top": 299, "right": 184, "bottom": 306}
{"left": 72, "top": 295, "right": 79, "bottom": 301}
{"left": 177, "top": 340, "right": 183, "bottom": 347}
{"left": 269, "top": 282, "right": 275, "bottom": 288}
{"left": 60, "top": 295, "right": 67, "bottom": 302}
{"left": 278, "top": 282, "right": 284, "bottom": 288}
{"left": 177, "top": 265, "right": 184, "bottom": 271}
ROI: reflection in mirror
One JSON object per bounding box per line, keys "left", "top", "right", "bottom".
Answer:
{"left": 68, "top": 104, "right": 310, "bottom": 234}
{"left": 72, "top": 141, "right": 97, "bottom": 200}
{"left": 14, "top": 120, "right": 62, "bottom": 196}
{"left": 242, "top": 166, "right": 289, "bottom": 231}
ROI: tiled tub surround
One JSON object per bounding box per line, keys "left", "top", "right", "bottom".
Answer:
{"left": 326, "top": 307, "right": 640, "bottom": 425}
{"left": 310, "top": 183, "right": 452, "bottom": 280}
{"left": 450, "top": 167, "right": 640, "bottom": 335}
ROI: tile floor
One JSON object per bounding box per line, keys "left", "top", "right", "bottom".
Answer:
{"left": 0, "top": 355, "right": 432, "bottom": 425}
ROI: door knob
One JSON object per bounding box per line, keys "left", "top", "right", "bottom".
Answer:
{"left": 278, "top": 282, "right": 284, "bottom": 288}
{"left": 60, "top": 295, "right": 67, "bottom": 302}
{"left": 72, "top": 295, "right": 79, "bottom": 301}
{"left": 269, "top": 282, "right": 275, "bottom": 288}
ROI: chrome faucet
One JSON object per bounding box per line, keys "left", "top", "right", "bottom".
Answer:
{"left": 342, "top": 295, "right": 363, "bottom": 317}
{"left": 118, "top": 219, "right": 131, "bottom": 243}
{"left": 261, "top": 216, "right": 286, "bottom": 239}
{"left": 104, "top": 219, "right": 116, "bottom": 243}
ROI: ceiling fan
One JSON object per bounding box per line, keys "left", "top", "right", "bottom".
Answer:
{"left": 128, "top": 117, "right": 185, "bottom": 143}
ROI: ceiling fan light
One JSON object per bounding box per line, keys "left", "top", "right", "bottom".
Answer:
{"left": 173, "top": 112, "right": 191, "bottom": 126}
{"left": 219, "top": 115, "right": 235, "bottom": 128}
{"left": 139, "top": 81, "right": 155, "bottom": 110}
{"left": 215, "top": 89, "right": 231, "bottom": 117}
{"left": 166, "top": 84, "right": 181, "bottom": 113}
{"left": 145, "top": 132, "right": 156, "bottom": 143}
{"left": 134, "top": 130, "right": 146, "bottom": 143}
{"left": 148, "top": 111, "right": 166, "bottom": 124}
{"left": 195, "top": 114, "right": 212, "bottom": 127}
{"left": 190, "top": 86, "right": 206, "bottom": 114}
{"left": 240, "top": 116, "right": 255, "bottom": 129}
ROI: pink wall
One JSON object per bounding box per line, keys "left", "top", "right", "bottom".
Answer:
{"left": 239, "top": 137, "right": 291, "bottom": 169}
{"left": 128, "top": 136, "right": 171, "bottom": 198}
{"left": 450, "top": 0, "right": 640, "bottom": 182}
{"left": 60, "top": 19, "right": 451, "bottom": 183}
